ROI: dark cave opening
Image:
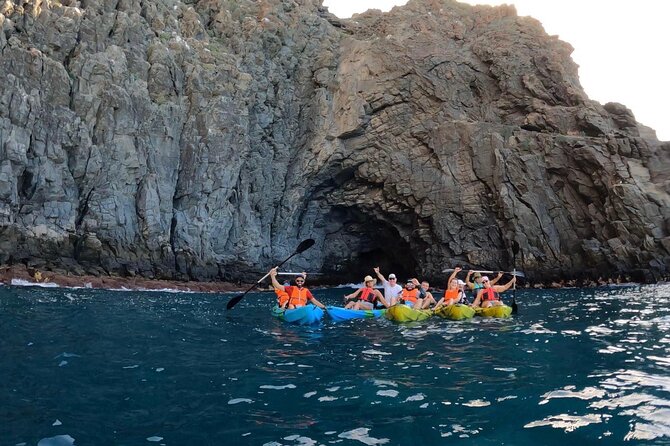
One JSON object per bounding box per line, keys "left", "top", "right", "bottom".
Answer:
{"left": 317, "top": 206, "right": 419, "bottom": 284}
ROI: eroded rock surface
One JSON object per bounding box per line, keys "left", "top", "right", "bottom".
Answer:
{"left": 1, "top": 0, "right": 668, "bottom": 283}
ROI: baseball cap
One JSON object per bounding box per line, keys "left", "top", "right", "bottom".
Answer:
{"left": 388, "top": 273, "right": 397, "bottom": 279}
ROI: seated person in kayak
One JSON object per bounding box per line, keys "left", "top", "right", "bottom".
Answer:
{"left": 269, "top": 268, "right": 326, "bottom": 309}
{"left": 471, "top": 275, "right": 516, "bottom": 308}
{"left": 465, "top": 270, "right": 503, "bottom": 293}
{"left": 413, "top": 278, "right": 437, "bottom": 309}
{"left": 344, "top": 275, "right": 389, "bottom": 310}
{"left": 374, "top": 267, "right": 403, "bottom": 306}
{"left": 434, "top": 267, "right": 465, "bottom": 309}
{"left": 398, "top": 279, "right": 421, "bottom": 308}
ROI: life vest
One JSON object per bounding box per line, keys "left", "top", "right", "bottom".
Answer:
{"left": 444, "top": 289, "right": 460, "bottom": 300}
{"left": 359, "top": 287, "right": 376, "bottom": 303}
{"left": 288, "top": 286, "right": 310, "bottom": 307}
{"left": 401, "top": 288, "right": 419, "bottom": 303}
{"left": 275, "top": 289, "right": 290, "bottom": 307}
{"left": 480, "top": 288, "right": 499, "bottom": 302}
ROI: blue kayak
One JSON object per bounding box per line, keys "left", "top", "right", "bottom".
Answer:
{"left": 271, "top": 305, "right": 324, "bottom": 325}
{"left": 327, "top": 306, "right": 386, "bottom": 322}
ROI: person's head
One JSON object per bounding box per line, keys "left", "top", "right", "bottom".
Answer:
{"left": 364, "top": 275, "right": 376, "bottom": 287}
{"left": 481, "top": 276, "right": 491, "bottom": 288}
{"left": 449, "top": 278, "right": 459, "bottom": 289}
{"left": 405, "top": 279, "right": 415, "bottom": 290}
{"left": 388, "top": 273, "right": 397, "bottom": 285}
{"left": 457, "top": 279, "right": 466, "bottom": 290}
{"left": 421, "top": 281, "right": 430, "bottom": 291}
{"left": 295, "top": 275, "right": 306, "bottom": 287}
{"left": 473, "top": 272, "right": 482, "bottom": 283}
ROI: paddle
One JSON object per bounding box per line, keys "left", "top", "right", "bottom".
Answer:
{"left": 278, "top": 272, "right": 323, "bottom": 276}
{"left": 442, "top": 268, "right": 525, "bottom": 278}
{"left": 511, "top": 241, "right": 519, "bottom": 314}
{"left": 226, "top": 239, "right": 316, "bottom": 310}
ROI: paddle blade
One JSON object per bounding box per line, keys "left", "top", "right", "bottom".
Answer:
{"left": 296, "top": 238, "right": 315, "bottom": 253}
{"left": 511, "top": 297, "right": 518, "bottom": 314}
{"left": 226, "top": 293, "right": 245, "bottom": 310}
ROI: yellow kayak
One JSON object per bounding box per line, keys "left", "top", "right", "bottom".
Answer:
{"left": 434, "top": 304, "right": 475, "bottom": 321}
{"left": 474, "top": 305, "right": 513, "bottom": 318}
{"left": 385, "top": 304, "right": 432, "bottom": 323}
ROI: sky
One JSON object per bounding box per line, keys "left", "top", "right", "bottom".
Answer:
{"left": 322, "top": 0, "right": 669, "bottom": 141}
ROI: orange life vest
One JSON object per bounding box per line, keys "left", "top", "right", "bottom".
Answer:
{"left": 275, "top": 289, "right": 290, "bottom": 307}
{"left": 444, "top": 289, "right": 460, "bottom": 300}
{"left": 401, "top": 288, "right": 419, "bottom": 303}
{"left": 288, "top": 286, "right": 310, "bottom": 307}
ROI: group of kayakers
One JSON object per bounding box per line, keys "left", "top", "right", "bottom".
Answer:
{"left": 268, "top": 266, "right": 516, "bottom": 311}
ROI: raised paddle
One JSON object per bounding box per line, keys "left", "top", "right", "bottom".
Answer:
{"left": 511, "top": 241, "right": 520, "bottom": 314}
{"left": 442, "top": 268, "right": 525, "bottom": 278}
{"left": 226, "top": 239, "right": 316, "bottom": 310}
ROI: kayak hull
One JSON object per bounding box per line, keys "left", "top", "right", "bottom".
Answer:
{"left": 385, "top": 304, "right": 432, "bottom": 323}
{"left": 271, "top": 305, "right": 324, "bottom": 325}
{"left": 434, "top": 304, "right": 475, "bottom": 321}
{"left": 327, "top": 306, "right": 386, "bottom": 322}
{"left": 474, "top": 305, "right": 513, "bottom": 318}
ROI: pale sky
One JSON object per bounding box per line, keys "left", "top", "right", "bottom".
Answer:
{"left": 323, "top": 0, "right": 669, "bottom": 141}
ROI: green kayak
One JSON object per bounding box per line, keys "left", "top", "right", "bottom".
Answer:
{"left": 385, "top": 304, "right": 432, "bottom": 323}
{"left": 474, "top": 305, "right": 513, "bottom": 318}
{"left": 434, "top": 304, "right": 475, "bottom": 321}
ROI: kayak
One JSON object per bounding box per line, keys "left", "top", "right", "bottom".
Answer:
{"left": 327, "top": 306, "right": 386, "bottom": 322}
{"left": 474, "top": 305, "right": 513, "bottom": 318}
{"left": 434, "top": 304, "right": 475, "bottom": 321}
{"left": 271, "top": 305, "right": 324, "bottom": 325}
{"left": 385, "top": 304, "right": 432, "bottom": 323}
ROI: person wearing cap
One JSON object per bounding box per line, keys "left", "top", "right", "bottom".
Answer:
{"left": 465, "top": 270, "right": 503, "bottom": 293}
{"left": 413, "top": 278, "right": 437, "bottom": 309}
{"left": 471, "top": 275, "right": 516, "bottom": 308}
{"left": 269, "top": 267, "right": 326, "bottom": 309}
{"left": 344, "top": 275, "right": 389, "bottom": 310}
{"left": 399, "top": 278, "right": 421, "bottom": 308}
{"left": 434, "top": 267, "right": 464, "bottom": 309}
{"left": 374, "top": 267, "right": 402, "bottom": 306}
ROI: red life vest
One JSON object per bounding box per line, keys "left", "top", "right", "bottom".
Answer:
{"left": 359, "top": 287, "right": 376, "bottom": 303}
{"left": 480, "top": 288, "right": 499, "bottom": 301}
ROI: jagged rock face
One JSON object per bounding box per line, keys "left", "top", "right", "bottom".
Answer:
{"left": 0, "top": 0, "right": 668, "bottom": 283}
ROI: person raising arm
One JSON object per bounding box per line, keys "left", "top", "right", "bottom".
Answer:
{"left": 269, "top": 267, "right": 326, "bottom": 309}
{"left": 471, "top": 275, "right": 516, "bottom": 308}
{"left": 344, "top": 275, "right": 389, "bottom": 310}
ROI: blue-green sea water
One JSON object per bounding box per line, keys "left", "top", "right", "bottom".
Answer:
{"left": 2, "top": 283, "right": 670, "bottom": 445}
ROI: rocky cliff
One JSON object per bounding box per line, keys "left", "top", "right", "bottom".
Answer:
{"left": 1, "top": 0, "right": 668, "bottom": 283}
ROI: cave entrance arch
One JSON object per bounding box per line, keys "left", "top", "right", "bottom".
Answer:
{"left": 319, "top": 206, "right": 419, "bottom": 284}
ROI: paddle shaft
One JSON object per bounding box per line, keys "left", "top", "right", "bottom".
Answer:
{"left": 442, "top": 268, "right": 524, "bottom": 277}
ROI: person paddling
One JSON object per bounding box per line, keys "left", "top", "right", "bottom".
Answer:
{"left": 373, "top": 267, "right": 402, "bottom": 306}
{"left": 269, "top": 268, "right": 325, "bottom": 309}
{"left": 344, "top": 275, "right": 389, "bottom": 310}
{"left": 471, "top": 275, "right": 516, "bottom": 308}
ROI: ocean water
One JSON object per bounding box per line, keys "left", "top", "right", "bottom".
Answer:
{"left": 2, "top": 283, "right": 670, "bottom": 445}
